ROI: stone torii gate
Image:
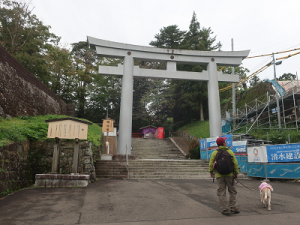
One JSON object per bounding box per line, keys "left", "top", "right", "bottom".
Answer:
{"left": 87, "top": 36, "right": 250, "bottom": 156}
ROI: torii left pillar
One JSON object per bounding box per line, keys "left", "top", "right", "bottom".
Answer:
{"left": 118, "top": 55, "right": 134, "bottom": 156}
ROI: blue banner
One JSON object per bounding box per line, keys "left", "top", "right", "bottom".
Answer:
{"left": 200, "top": 150, "right": 215, "bottom": 160}
{"left": 236, "top": 155, "right": 248, "bottom": 173}
{"left": 246, "top": 163, "right": 300, "bottom": 179}
{"left": 266, "top": 143, "right": 300, "bottom": 163}
{"left": 206, "top": 137, "right": 218, "bottom": 148}
{"left": 206, "top": 134, "right": 232, "bottom": 148}
{"left": 200, "top": 139, "right": 207, "bottom": 150}
{"left": 246, "top": 163, "right": 265, "bottom": 177}
{"left": 266, "top": 164, "right": 300, "bottom": 178}
{"left": 222, "top": 134, "right": 232, "bottom": 147}
{"left": 231, "top": 141, "right": 247, "bottom": 153}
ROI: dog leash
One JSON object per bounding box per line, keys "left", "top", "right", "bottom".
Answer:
{"left": 235, "top": 179, "right": 254, "bottom": 191}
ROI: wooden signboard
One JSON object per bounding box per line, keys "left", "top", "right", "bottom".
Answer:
{"left": 46, "top": 118, "right": 92, "bottom": 140}
{"left": 102, "top": 119, "right": 114, "bottom": 132}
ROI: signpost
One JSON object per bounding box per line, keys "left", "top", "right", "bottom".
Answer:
{"left": 45, "top": 118, "right": 92, "bottom": 174}
{"left": 102, "top": 118, "right": 114, "bottom": 154}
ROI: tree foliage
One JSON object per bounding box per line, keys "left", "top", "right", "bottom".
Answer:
{"left": 44, "top": 45, "right": 75, "bottom": 102}
{"left": 149, "top": 11, "right": 223, "bottom": 126}
{"left": 0, "top": 0, "right": 60, "bottom": 84}
{"left": 149, "top": 25, "right": 185, "bottom": 48}
{"left": 278, "top": 73, "right": 296, "bottom": 81}
{"left": 1, "top": 2, "right": 254, "bottom": 134}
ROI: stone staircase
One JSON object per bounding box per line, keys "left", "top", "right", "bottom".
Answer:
{"left": 95, "top": 160, "right": 210, "bottom": 179}
{"left": 95, "top": 138, "right": 213, "bottom": 179}
{"left": 131, "top": 138, "right": 186, "bottom": 160}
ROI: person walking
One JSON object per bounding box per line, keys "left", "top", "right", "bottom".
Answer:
{"left": 209, "top": 137, "right": 240, "bottom": 215}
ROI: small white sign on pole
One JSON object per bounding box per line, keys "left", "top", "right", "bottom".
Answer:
{"left": 247, "top": 146, "right": 268, "bottom": 163}
{"left": 103, "top": 127, "right": 117, "bottom": 136}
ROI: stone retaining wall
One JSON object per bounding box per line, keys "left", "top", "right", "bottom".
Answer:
{"left": 0, "top": 140, "right": 100, "bottom": 198}
{"left": 29, "top": 140, "right": 99, "bottom": 178}
{"left": 0, "top": 141, "right": 31, "bottom": 198}
{"left": 0, "top": 45, "right": 75, "bottom": 118}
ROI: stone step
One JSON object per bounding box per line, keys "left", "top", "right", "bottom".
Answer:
{"left": 98, "top": 175, "right": 212, "bottom": 179}
{"left": 95, "top": 164, "right": 208, "bottom": 168}
{"left": 97, "top": 173, "right": 248, "bottom": 180}
{"left": 95, "top": 163, "right": 208, "bottom": 167}
{"left": 96, "top": 169, "right": 208, "bottom": 173}
{"left": 95, "top": 159, "right": 212, "bottom": 179}
{"left": 96, "top": 164, "right": 208, "bottom": 168}
{"left": 132, "top": 147, "right": 180, "bottom": 150}
{"left": 131, "top": 138, "right": 185, "bottom": 160}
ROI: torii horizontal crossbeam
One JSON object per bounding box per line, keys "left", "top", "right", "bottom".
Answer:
{"left": 98, "top": 65, "right": 240, "bottom": 83}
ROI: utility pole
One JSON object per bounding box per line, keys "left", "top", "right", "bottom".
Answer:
{"left": 232, "top": 38, "right": 236, "bottom": 130}
{"left": 272, "top": 52, "right": 282, "bottom": 132}
{"left": 106, "top": 102, "right": 109, "bottom": 118}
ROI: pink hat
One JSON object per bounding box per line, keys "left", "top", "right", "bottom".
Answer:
{"left": 216, "top": 137, "right": 227, "bottom": 145}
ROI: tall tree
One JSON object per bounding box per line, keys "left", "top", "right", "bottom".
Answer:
{"left": 221, "top": 66, "right": 249, "bottom": 91}
{"left": 0, "top": 0, "right": 60, "bottom": 84}
{"left": 249, "top": 75, "right": 260, "bottom": 87}
{"left": 45, "top": 45, "right": 75, "bottom": 103}
{"left": 85, "top": 57, "right": 123, "bottom": 123}
{"left": 71, "top": 41, "right": 97, "bottom": 118}
{"left": 169, "top": 12, "right": 222, "bottom": 123}
{"left": 149, "top": 25, "right": 185, "bottom": 48}
{"left": 180, "top": 11, "right": 221, "bottom": 51}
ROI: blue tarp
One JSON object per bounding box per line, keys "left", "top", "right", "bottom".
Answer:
{"left": 222, "top": 120, "right": 231, "bottom": 133}
{"left": 247, "top": 163, "right": 300, "bottom": 179}
{"left": 232, "top": 141, "right": 247, "bottom": 153}
{"left": 265, "top": 79, "right": 286, "bottom": 97}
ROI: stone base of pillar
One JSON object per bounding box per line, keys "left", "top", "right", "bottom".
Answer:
{"left": 112, "top": 154, "right": 136, "bottom": 161}
{"left": 101, "top": 154, "right": 113, "bottom": 160}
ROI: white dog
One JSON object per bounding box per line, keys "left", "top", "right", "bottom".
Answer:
{"left": 259, "top": 182, "right": 273, "bottom": 210}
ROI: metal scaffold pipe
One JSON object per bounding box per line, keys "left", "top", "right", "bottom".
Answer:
{"left": 272, "top": 52, "right": 282, "bottom": 132}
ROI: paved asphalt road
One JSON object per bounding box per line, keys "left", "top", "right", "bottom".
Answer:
{"left": 0, "top": 179, "right": 300, "bottom": 225}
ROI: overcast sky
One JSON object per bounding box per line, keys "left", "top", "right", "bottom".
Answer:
{"left": 29, "top": 0, "right": 300, "bottom": 81}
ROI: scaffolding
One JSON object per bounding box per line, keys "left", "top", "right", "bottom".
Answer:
{"left": 223, "top": 80, "right": 300, "bottom": 134}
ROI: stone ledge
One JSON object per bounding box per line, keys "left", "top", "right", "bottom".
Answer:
{"left": 34, "top": 174, "right": 90, "bottom": 187}
{"left": 112, "top": 154, "right": 136, "bottom": 161}
{"left": 35, "top": 174, "right": 90, "bottom": 180}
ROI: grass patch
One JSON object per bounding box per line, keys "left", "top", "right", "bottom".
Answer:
{"left": 176, "top": 119, "right": 300, "bottom": 144}
{"left": 0, "top": 115, "right": 102, "bottom": 147}
{"left": 177, "top": 120, "right": 210, "bottom": 139}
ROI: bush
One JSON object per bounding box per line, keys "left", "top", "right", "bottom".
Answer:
{"left": 21, "top": 123, "right": 48, "bottom": 141}
{"left": 189, "top": 146, "right": 200, "bottom": 159}
{"left": 0, "top": 126, "right": 24, "bottom": 142}
{"left": 269, "top": 131, "right": 286, "bottom": 144}
{"left": 187, "top": 139, "right": 200, "bottom": 159}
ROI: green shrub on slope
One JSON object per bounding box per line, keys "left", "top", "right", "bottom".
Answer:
{"left": 0, "top": 115, "right": 102, "bottom": 147}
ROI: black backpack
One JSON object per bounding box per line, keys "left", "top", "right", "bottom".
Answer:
{"left": 214, "top": 149, "right": 234, "bottom": 175}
